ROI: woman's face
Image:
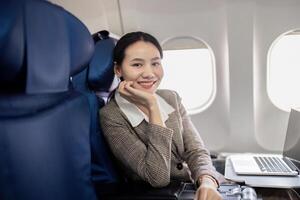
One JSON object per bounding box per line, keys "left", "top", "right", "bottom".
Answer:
{"left": 115, "top": 41, "right": 163, "bottom": 94}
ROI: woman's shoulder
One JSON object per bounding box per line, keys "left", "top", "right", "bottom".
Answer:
{"left": 156, "top": 89, "right": 178, "bottom": 97}
{"left": 156, "top": 89, "right": 181, "bottom": 107}
{"left": 99, "top": 98, "right": 122, "bottom": 120}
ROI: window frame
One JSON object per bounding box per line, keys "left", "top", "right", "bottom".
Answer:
{"left": 267, "top": 29, "right": 300, "bottom": 112}
{"left": 160, "top": 36, "right": 217, "bottom": 115}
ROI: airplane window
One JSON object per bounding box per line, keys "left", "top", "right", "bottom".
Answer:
{"left": 159, "top": 37, "right": 216, "bottom": 115}
{"left": 268, "top": 30, "right": 300, "bottom": 111}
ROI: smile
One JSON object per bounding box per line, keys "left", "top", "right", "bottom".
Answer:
{"left": 137, "top": 81, "right": 157, "bottom": 89}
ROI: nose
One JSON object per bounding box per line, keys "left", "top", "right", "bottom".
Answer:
{"left": 142, "top": 64, "right": 155, "bottom": 79}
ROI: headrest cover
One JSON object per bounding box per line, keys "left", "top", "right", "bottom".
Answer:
{"left": 88, "top": 37, "right": 115, "bottom": 91}
{"left": 0, "top": 0, "right": 94, "bottom": 94}
{"left": 25, "top": 1, "right": 70, "bottom": 93}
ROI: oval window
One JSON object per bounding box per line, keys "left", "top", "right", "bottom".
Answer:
{"left": 268, "top": 30, "right": 300, "bottom": 111}
{"left": 159, "top": 36, "right": 216, "bottom": 115}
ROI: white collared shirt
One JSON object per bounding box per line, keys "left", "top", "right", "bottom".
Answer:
{"left": 115, "top": 91, "right": 175, "bottom": 127}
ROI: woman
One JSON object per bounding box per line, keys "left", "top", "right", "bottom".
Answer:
{"left": 100, "top": 31, "right": 224, "bottom": 200}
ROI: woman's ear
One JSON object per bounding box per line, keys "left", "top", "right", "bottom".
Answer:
{"left": 114, "top": 64, "right": 122, "bottom": 78}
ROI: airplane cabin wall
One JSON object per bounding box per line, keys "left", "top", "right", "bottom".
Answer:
{"left": 254, "top": 0, "right": 300, "bottom": 152}
{"left": 50, "top": 0, "right": 115, "bottom": 34}
{"left": 50, "top": 0, "right": 300, "bottom": 154}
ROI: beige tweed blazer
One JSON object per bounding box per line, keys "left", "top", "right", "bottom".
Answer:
{"left": 99, "top": 89, "right": 223, "bottom": 187}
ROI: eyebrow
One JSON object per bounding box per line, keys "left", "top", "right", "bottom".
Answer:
{"left": 151, "top": 57, "right": 161, "bottom": 61}
{"left": 130, "top": 57, "right": 161, "bottom": 62}
{"left": 130, "top": 58, "right": 144, "bottom": 62}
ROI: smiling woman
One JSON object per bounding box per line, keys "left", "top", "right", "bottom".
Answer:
{"left": 99, "top": 31, "right": 224, "bottom": 200}
{"left": 114, "top": 40, "right": 163, "bottom": 94}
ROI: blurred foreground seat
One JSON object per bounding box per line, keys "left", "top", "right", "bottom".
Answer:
{"left": 0, "top": 0, "right": 97, "bottom": 199}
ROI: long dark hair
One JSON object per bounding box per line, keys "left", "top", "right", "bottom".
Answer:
{"left": 108, "top": 31, "right": 163, "bottom": 101}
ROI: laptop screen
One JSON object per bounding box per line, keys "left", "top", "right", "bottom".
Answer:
{"left": 283, "top": 109, "right": 300, "bottom": 163}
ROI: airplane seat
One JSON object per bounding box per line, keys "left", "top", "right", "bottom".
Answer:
{"left": 71, "top": 31, "right": 121, "bottom": 185}
{"left": 89, "top": 30, "right": 118, "bottom": 103}
{"left": 0, "top": 0, "right": 98, "bottom": 199}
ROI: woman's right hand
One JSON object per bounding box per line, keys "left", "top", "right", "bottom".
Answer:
{"left": 118, "top": 80, "right": 166, "bottom": 127}
{"left": 194, "top": 177, "right": 222, "bottom": 200}
{"left": 118, "top": 80, "right": 157, "bottom": 109}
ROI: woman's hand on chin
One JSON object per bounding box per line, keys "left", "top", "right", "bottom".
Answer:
{"left": 118, "top": 81, "right": 156, "bottom": 108}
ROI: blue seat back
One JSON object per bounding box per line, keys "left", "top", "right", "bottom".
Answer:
{"left": 88, "top": 30, "right": 116, "bottom": 92}
{"left": 72, "top": 31, "right": 120, "bottom": 184}
{"left": 0, "top": 0, "right": 97, "bottom": 199}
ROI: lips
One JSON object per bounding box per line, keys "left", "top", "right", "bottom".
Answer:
{"left": 137, "top": 80, "right": 157, "bottom": 89}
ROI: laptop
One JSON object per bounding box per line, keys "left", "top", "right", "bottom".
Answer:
{"left": 229, "top": 109, "right": 300, "bottom": 176}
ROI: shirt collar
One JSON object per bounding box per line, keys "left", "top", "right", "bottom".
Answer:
{"left": 115, "top": 90, "right": 175, "bottom": 127}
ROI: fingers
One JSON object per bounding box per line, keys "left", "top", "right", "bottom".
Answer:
{"left": 119, "top": 81, "right": 134, "bottom": 93}
{"left": 118, "top": 81, "right": 144, "bottom": 104}
{"left": 123, "top": 81, "right": 138, "bottom": 95}
{"left": 117, "top": 80, "right": 156, "bottom": 108}
{"left": 118, "top": 81, "right": 133, "bottom": 97}
{"left": 119, "top": 81, "right": 148, "bottom": 99}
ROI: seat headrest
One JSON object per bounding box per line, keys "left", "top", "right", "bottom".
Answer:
{"left": 0, "top": 0, "right": 94, "bottom": 94}
{"left": 88, "top": 33, "right": 115, "bottom": 92}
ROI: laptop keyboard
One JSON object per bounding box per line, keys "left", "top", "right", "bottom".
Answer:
{"left": 254, "top": 156, "right": 292, "bottom": 173}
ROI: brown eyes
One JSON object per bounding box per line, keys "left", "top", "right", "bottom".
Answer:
{"left": 131, "top": 62, "right": 161, "bottom": 67}
{"left": 132, "top": 63, "right": 142, "bottom": 67}
{"left": 152, "top": 62, "right": 161, "bottom": 67}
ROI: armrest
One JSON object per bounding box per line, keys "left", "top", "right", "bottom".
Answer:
{"left": 213, "top": 159, "right": 226, "bottom": 175}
